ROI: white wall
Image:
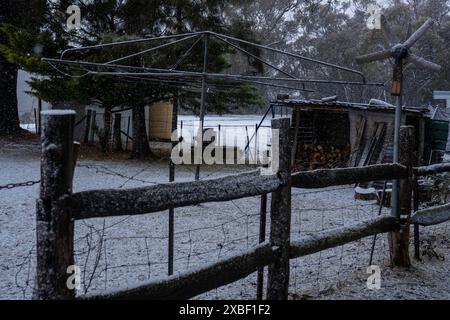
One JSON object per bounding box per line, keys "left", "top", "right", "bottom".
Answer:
{"left": 17, "top": 70, "right": 51, "bottom": 123}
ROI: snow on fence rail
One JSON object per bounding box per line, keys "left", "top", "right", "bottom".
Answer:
{"left": 34, "top": 111, "right": 450, "bottom": 300}
{"left": 411, "top": 204, "right": 450, "bottom": 226}
{"left": 66, "top": 169, "right": 283, "bottom": 220}
{"left": 291, "top": 163, "right": 408, "bottom": 188}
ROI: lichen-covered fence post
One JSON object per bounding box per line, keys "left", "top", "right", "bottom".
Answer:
{"left": 390, "top": 125, "right": 415, "bottom": 267}
{"left": 34, "top": 110, "right": 76, "bottom": 300}
{"left": 266, "top": 118, "right": 292, "bottom": 300}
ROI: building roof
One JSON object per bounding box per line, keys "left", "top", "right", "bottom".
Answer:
{"left": 272, "top": 99, "right": 430, "bottom": 116}
{"left": 431, "top": 106, "right": 450, "bottom": 122}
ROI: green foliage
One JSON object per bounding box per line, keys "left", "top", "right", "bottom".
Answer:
{"left": 1, "top": 0, "right": 263, "bottom": 114}
{"left": 0, "top": 24, "right": 61, "bottom": 74}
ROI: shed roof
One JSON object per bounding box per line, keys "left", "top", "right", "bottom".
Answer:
{"left": 272, "top": 99, "right": 430, "bottom": 116}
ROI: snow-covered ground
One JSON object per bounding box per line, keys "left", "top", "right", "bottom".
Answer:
{"left": 0, "top": 138, "right": 449, "bottom": 300}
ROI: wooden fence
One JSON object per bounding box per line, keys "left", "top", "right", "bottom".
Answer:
{"left": 34, "top": 110, "right": 450, "bottom": 300}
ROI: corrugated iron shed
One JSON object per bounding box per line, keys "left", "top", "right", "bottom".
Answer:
{"left": 273, "top": 98, "right": 429, "bottom": 115}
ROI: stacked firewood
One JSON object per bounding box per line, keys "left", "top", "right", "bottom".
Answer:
{"left": 293, "top": 143, "right": 351, "bottom": 171}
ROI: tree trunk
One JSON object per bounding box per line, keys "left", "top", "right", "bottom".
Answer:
{"left": 97, "top": 108, "right": 112, "bottom": 155}
{"left": 131, "top": 106, "right": 151, "bottom": 159}
{"left": 113, "top": 113, "right": 123, "bottom": 152}
{"left": 0, "top": 57, "right": 20, "bottom": 135}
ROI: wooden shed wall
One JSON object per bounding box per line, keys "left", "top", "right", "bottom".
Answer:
{"left": 291, "top": 105, "right": 426, "bottom": 168}
{"left": 148, "top": 100, "right": 174, "bottom": 141}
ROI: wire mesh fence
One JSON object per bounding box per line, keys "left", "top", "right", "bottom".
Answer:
{"left": 62, "top": 112, "right": 276, "bottom": 159}
{"left": 6, "top": 161, "right": 450, "bottom": 300}
{"left": 72, "top": 196, "right": 263, "bottom": 298}
{"left": 290, "top": 186, "right": 391, "bottom": 298}
{"left": 70, "top": 173, "right": 383, "bottom": 299}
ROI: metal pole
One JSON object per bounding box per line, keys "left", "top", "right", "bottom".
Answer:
{"left": 255, "top": 123, "right": 258, "bottom": 163}
{"left": 43, "top": 57, "right": 382, "bottom": 87}
{"left": 125, "top": 116, "right": 131, "bottom": 151}
{"left": 195, "top": 34, "right": 209, "bottom": 181}
{"left": 168, "top": 175, "right": 174, "bottom": 276}
{"left": 207, "top": 31, "right": 366, "bottom": 81}
{"left": 84, "top": 109, "right": 92, "bottom": 144}
{"left": 245, "top": 126, "right": 250, "bottom": 159}
{"left": 413, "top": 174, "right": 421, "bottom": 260}
{"left": 180, "top": 120, "right": 183, "bottom": 141}
{"left": 218, "top": 124, "right": 221, "bottom": 146}
{"left": 392, "top": 94, "right": 402, "bottom": 219}
{"left": 90, "top": 110, "right": 97, "bottom": 143}
{"left": 244, "top": 105, "right": 273, "bottom": 152}
{"left": 168, "top": 97, "right": 178, "bottom": 275}
{"left": 256, "top": 193, "right": 267, "bottom": 300}
{"left": 34, "top": 108, "right": 38, "bottom": 135}
{"left": 37, "top": 98, "right": 42, "bottom": 135}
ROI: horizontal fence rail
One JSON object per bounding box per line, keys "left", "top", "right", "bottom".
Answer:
{"left": 65, "top": 162, "right": 450, "bottom": 222}
{"left": 290, "top": 216, "right": 397, "bottom": 258}
{"left": 415, "top": 162, "right": 450, "bottom": 176}
{"left": 79, "top": 216, "right": 397, "bottom": 300}
{"left": 411, "top": 203, "right": 450, "bottom": 226}
{"left": 292, "top": 163, "right": 408, "bottom": 189}
{"left": 67, "top": 169, "right": 283, "bottom": 220}
{"left": 291, "top": 162, "right": 450, "bottom": 190}
{"left": 79, "top": 243, "right": 280, "bottom": 300}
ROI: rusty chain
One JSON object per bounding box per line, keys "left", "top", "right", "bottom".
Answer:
{"left": 0, "top": 180, "right": 40, "bottom": 190}
{"left": 0, "top": 162, "right": 156, "bottom": 191}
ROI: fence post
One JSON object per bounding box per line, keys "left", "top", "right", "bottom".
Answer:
{"left": 266, "top": 117, "right": 292, "bottom": 300}
{"left": 390, "top": 125, "right": 414, "bottom": 267}
{"left": 34, "top": 110, "right": 76, "bottom": 300}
